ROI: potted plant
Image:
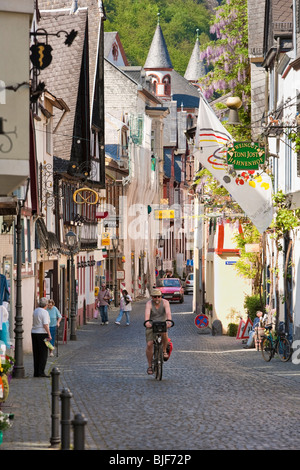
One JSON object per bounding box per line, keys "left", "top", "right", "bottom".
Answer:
{"left": 1, "top": 355, "right": 15, "bottom": 382}
{"left": 0, "top": 354, "right": 15, "bottom": 405}
{"left": 0, "top": 411, "right": 13, "bottom": 445}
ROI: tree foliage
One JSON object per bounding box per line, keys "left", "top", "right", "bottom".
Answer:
{"left": 104, "top": 0, "right": 211, "bottom": 75}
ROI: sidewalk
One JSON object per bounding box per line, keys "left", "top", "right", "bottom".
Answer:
{"left": 0, "top": 332, "right": 86, "bottom": 450}
{"left": 0, "top": 299, "right": 147, "bottom": 450}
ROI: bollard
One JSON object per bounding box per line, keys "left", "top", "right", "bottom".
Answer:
{"left": 60, "top": 387, "right": 73, "bottom": 450}
{"left": 72, "top": 413, "right": 87, "bottom": 450}
{"left": 50, "top": 367, "right": 61, "bottom": 448}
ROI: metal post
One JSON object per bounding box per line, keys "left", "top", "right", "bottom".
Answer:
{"left": 13, "top": 201, "right": 25, "bottom": 378}
{"left": 60, "top": 387, "right": 73, "bottom": 450}
{"left": 70, "top": 251, "right": 77, "bottom": 340}
{"left": 114, "top": 246, "right": 118, "bottom": 307}
{"left": 72, "top": 413, "right": 87, "bottom": 450}
{"left": 50, "top": 367, "right": 61, "bottom": 448}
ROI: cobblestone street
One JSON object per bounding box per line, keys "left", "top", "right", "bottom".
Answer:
{"left": 2, "top": 295, "right": 300, "bottom": 452}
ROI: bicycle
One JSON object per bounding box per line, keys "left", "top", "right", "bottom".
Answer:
{"left": 261, "top": 324, "right": 292, "bottom": 362}
{"left": 144, "top": 319, "right": 174, "bottom": 380}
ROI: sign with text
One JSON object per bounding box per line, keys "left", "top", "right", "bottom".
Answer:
{"left": 227, "top": 142, "right": 265, "bottom": 170}
{"left": 101, "top": 232, "right": 110, "bottom": 246}
{"left": 154, "top": 209, "right": 175, "bottom": 220}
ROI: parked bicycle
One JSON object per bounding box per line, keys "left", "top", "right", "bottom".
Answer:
{"left": 261, "top": 324, "right": 292, "bottom": 362}
{"left": 144, "top": 319, "right": 174, "bottom": 380}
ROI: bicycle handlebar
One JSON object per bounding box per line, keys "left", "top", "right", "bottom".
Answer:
{"left": 143, "top": 319, "right": 174, "bottom": 328}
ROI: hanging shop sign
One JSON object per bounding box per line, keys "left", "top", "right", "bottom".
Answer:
{"left": 73, "top": 187, "right": 99, "bottom": 205}
{"left": 30, "top": 29, "right": 78, "bottom": 70}
{"left": 30, "top": 43, "right": 53, "bottom": 70}
{"left": 154, "top": 209, "right": 175, "bottom": 220}
{"left": 101, "top": 232, "right": 110, "bottom": 246}
{"left": 227, "top": 142, "right": 265, "bottom": 170}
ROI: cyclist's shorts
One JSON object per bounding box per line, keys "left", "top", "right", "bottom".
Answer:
{"left": 145, "top": 327, "right": 167, "bottom": 342}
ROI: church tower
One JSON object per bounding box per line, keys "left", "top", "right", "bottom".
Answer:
{"left": 144, "top": 13, "right": 173, "bottom": 100}
{"left": 184, "top": 29, "right": 207, "bottom": 84}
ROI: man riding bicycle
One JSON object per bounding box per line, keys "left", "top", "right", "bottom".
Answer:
{"left": 144, "top": 288, "right": 173, "bottom": 375}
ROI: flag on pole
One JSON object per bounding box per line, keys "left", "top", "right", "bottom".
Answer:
{"left": 194, "top": 98, "right": 273, "bottom": 233}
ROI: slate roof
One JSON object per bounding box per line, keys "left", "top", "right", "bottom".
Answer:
{"left": 37, "top": 1, "right": 104, "bottom": 159}
{"left": 144, "top": 23, "right": 173, "bottom": 70}
{"left": 184, "top": 35, "right": 207, "bottom": 82}
{"left": 170, "top": 70, "right": 200, "bottom": 109}
{"left": 37, "top": 8, "right": 88, "bottom": 159}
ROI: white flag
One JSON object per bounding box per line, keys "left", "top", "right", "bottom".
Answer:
{"left": 194, "top": 98, "right": 273, "bottom": 233}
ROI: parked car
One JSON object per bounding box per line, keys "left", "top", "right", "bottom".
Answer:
{"left": 156, "top": 278, "right": 184, "bottom": 303}
{"left": 183, "top": 273, "right": 194, "bottom": 294}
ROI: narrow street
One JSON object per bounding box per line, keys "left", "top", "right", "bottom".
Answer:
{"left": 3, "top": 294, "right": 300, "bottom": 452}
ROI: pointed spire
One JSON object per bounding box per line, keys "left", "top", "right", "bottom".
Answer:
{"left": 184, "top": 29, "right": 207, "bottom": 82}
{"left": 144, "top": 14, "right": 173, "bottom": 70}
{"left": 70, "top": 0, "right": 79, "bottom": 15}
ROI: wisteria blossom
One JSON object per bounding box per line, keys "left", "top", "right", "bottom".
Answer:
{"left": 199, "top": 0, "right": 250, "bottom": 121}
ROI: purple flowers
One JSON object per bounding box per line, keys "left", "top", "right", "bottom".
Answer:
{"left": 199, "top": 0, "right": 249, "bottom": 106}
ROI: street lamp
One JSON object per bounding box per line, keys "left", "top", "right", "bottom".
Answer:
{"left": 112, "top": 236, "right": 119, "bottom": 307}
{"left": 65, "top": 230, "right": 78, "bottom": 340}
{"left": 13, "top": 178, "right": 30, "bottom": 379}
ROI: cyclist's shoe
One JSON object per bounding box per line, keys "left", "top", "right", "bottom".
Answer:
{"left": 147, "top": 367, "right": 153, "bottom": 375}
{"left": 167, "top": 339, "right": 173, "bottom": 357}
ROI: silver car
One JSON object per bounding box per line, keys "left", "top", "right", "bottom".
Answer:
{"left": 184, "top": 273, "right": 194, "bottom": 294}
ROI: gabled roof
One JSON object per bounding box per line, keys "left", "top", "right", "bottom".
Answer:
{"left": 106, "top": 59, "right": 162, "bottom": 105}
{"left": 144, "top": 21, "right": 173, "bottom": 70}
{"left": 104, "top": 31, "right": 129, "bottom": 66}
{"left": 37, "top": 8, "right": 88, "bottom": 159}
{"left": 184, "top": 33, "right": 207, "bottom": 82}
{"left": 37, "top": 0, "right": 105, "bottom": 125}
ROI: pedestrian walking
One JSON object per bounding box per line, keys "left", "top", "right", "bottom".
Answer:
{"left": 47, "top": 299, "right": 62, "bottom": 356}
{"left": 97, "top": 283, "right": 112, "bottom": 325}
{"left": 31, "top": 297, "right": 51, "bottom": 378}
{"left": 115, "top": 289, "right": 132, "bottom": 325}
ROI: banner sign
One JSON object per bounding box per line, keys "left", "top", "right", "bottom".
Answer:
{"left": 194, "top": 99, "right": 273, "bottom": 233}
{"left": 227, "top": 142, "right": 265, "bottom": 170}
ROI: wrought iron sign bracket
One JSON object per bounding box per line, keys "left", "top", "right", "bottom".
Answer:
{"left": 30, "top": 28, "right": 78, "bottom": 70}
{"left": 0, "top": 117, "right": 17, "bottom": 154}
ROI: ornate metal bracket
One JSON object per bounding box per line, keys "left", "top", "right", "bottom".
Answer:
{"left": 30, "top": 28, "right": 78, "bottom": 46}
{"left": 0, "top": 117, "right": 17, "bottom": 154}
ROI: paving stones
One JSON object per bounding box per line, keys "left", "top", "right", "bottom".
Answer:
{"left": 2, "top": 297, "right": 300, "bottom": 450}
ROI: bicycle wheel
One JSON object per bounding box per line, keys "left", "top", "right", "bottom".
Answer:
{"left": 261, "top": 337, "right": 273, "bottom": 362}
{"left": 277, "top": 336, "right": 292, "bottom": 362}
{"left": 155, "top": 341, "right": 163, "bottom": 380}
